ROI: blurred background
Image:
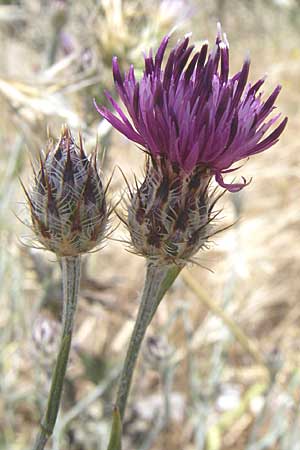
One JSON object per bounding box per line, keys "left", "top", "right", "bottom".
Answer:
{"left": 0, "top": 0, "right": 299, "bottom": 449}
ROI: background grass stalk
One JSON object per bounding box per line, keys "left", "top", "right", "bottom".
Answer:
{"left": 32, "top": 256, "right": 81, "bottom": 450}
{"left": 115, "top": 262, "right": 181, "bottom": 422}
{"left": 181, "top": 269, "right": 269, "bottom": 371}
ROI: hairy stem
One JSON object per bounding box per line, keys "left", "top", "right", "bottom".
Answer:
{"left": 116, "top": 262, "right": 182, "bottom": 422}
{"left": 32, "top": 256, "right": 81, "bottom": 450}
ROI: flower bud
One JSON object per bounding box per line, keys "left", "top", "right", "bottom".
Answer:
{"left": 24, "top": 126, "right": 108, "bottom": 256}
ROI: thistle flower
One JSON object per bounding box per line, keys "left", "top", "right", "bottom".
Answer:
{"left": 93, "top": 28, "right": 288, "bottom": 436}
{"left": 97, "top": 26, "right": 287, "bottom": 192}
{"left": 25, "top": 127, "right": 110, "bottom": 450}
{"left": 23, "top": 126, "right": 108, "bottom": 257}
{"left": 95, "top": 26, "right": 287, "bottom": 264}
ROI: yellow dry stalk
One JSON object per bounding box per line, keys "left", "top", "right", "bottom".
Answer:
{"left": 94, "top": 0, "right": 186, "bottom": 68}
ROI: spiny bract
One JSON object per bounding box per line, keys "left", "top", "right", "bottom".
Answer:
{"left": 126, "top": 157, "right": 218, "bottom": 264}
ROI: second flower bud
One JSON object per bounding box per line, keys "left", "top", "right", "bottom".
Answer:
{"left": 24, "top": 126, "right": 108, "bottom": 257}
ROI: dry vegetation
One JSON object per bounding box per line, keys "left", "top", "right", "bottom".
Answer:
{"left": 0, "top": 1, "right": 299, "bottom": 449}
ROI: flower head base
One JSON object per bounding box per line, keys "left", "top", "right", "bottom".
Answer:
{"left": 96, "top": 25, "right": 287, "bottom": 191}
{"left": 23, "top": 126, "right": 108, "bottom": 257}
{"left": 126, "top": 157, "right": 217, "bottom": 265}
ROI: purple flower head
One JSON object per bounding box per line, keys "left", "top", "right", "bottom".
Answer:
{"left": 95, "top": 25, "right": 287, "bottom": 192}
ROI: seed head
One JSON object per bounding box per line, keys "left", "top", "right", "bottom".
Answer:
{"left": 23, "top": 126, "right": 108, "bottom": 257}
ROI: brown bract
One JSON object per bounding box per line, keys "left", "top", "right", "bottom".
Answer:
{"left": 126, "top": 156, "right": 221, "bottom": 265}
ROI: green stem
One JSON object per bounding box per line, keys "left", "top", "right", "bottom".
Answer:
{"left": 116, "top": 262, "right": 182, "bottom": 422}
{"left": 32, "top": 256, "right": 81, "bottom": 450}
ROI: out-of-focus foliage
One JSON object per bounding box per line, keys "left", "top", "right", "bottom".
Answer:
{"left": 0, "top": 1, "right": 299, "bottom": 449}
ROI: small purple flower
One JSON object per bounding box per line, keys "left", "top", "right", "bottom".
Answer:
{"left": 95, "top": 25, "right": 287, "bottom": 192}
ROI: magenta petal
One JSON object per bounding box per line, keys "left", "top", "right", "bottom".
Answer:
{"left": 249, "top": 116, "right": 288, "bottom": 154}
{"left": 155, "top": 35, "right": 169, "bottom": 75}
{"left": 94, "top": 101, "right": 144, "bottom": 145}
{"left": 183, "top": 142, "right": 200, "bottom": 172}
{"left": 104, "top": 91, "right": 134, "bottom": 130}
{"left": 215, "top": 172, "right": 251, "bottom": 192}
{"left": 112, "top": 56, "right": 123, "bottom": 86}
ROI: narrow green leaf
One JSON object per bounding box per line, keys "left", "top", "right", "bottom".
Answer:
{"left": 107, "top": 406, "right": 122, "bottom": 450}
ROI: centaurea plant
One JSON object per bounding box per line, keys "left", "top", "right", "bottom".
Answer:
{"left": 96, "top": 24, "right": 287, "bottom": 442}
{"left": 22, "top": 126, "right": 109, "bottom": 450}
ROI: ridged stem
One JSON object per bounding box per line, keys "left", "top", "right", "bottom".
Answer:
{"left": 32, "top": 256, "right": 81, "bottom": 450}
{"left": 115, "top": 262, "right": 182, "bottom": 422}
